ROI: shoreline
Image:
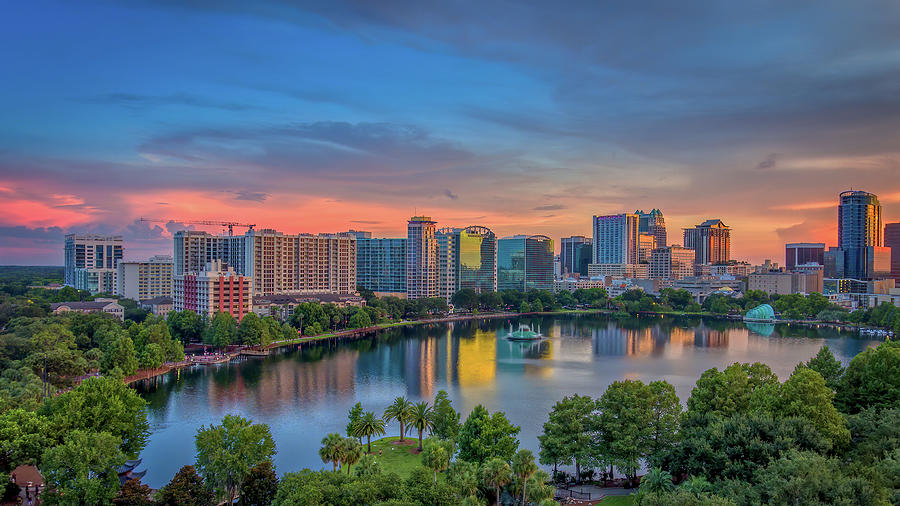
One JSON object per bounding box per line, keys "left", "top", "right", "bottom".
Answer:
{"left": 124, "top": 309, "right": 876, "bottom": 385}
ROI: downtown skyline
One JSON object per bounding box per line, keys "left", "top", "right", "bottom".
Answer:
{"left": 3, "top": 0, "right": 900, "bottom": 265}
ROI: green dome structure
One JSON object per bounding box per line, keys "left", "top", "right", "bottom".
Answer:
{"left": 744, "top": 304, "right": 775, "bottom": 322}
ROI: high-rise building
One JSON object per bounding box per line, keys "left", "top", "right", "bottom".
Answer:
{"left": 785, "top": 243, "right": 825, "bottom": 270}
{"left": 824, "top": 247, "right": 845, "bottom": 278}
{"left": 560, "top": 236, "right": 592, "bottom": 277}
{"left": 356, "top": 236, "right": 407, "bottom": 295}
{"left": 838, "top": 190, "right": 882, "bottom": 279}
{"left": 455, "top": 226, "right": 497, "bottom": 294}
{"left": 407, "top": 216, "right": 439, "bottom": 299}
{"left": 173, "top": 229, "right": 356, "bottom": 296}
{"left": 173, "top": 260, "right": 252, "bottom": 320}
{"left": 64, "top": 234, "right": 124, "bottom": 293}
{"left": 886, "top": 223, "right": 900, "bottom": 280}
{"left": 638, "top": 233, "right": 656, "bottom": 263}
{"left": 649, "top": 246, "right": 695, "bottom": 280}
{"left": 593, "top": 214, "right": 640, "bottom": 265}
{"left": 116, "top": 255, "right": 174, "bottom": 301}
{"left": 635, "top": 209, "right": 667, "bottom": 247}
{"left": 498, "top": 235, "right": 554, "bottom": 291}
{"left": 436, "top": 228, "right": 457, "bottom": 301}
{"left": 683, "top": 219, "right": 731, "bottom": 265}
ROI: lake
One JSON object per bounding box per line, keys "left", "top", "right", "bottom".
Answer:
{"left": 134, "top": 314, "right": 878, "bottom": 487}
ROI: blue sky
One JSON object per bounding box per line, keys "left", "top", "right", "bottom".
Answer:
{"left": 1, "top": 0, "right": 899, "bottom": 264}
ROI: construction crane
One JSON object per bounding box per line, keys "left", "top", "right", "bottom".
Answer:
{"left": 140, "top": 218, "right": 256, "bottom": 236}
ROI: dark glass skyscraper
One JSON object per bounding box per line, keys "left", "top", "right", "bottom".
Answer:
{"left": 635, "top": 209, "right": 667, "bottom": 247}
{"left": 560, "top": 236, "right": 592, "bottom": 276}
{"left": 357, "top": 237, "right": 407, "bottom": 294}
{"left": 498, "top": 235, "right": 554, "bottom": 291}
{"left": 838, "top": 190, "right": 882, "bottom": 279}
{"left": 886, "top": 222, "right": 900, "bottom": 280}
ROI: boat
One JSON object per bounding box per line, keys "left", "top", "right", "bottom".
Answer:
{"left": 505, "top": 322, "right": 544, "bottom": 342}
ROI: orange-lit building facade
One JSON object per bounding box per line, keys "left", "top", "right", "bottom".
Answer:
{"left": 173, "top": 260, "right": 252, "bottom": 319}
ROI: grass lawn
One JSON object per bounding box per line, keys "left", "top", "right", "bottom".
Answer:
{"left": 599, "top": 495, "right": 636, "bottom": 505}
{"left": 365, "top": 436, "right": 426, "bottom": 479}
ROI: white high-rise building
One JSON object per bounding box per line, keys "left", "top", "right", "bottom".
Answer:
{"left": 116, "top": 255, "right": 174, "bottom": 301}
{"left": 64, "top": 234, "right": 123, "bottom": 294}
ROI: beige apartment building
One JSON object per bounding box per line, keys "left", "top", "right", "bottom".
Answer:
{"left": 116, "top": 255, "right": 174, "bottom": 301}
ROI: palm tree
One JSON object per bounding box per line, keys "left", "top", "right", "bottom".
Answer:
{"left": 319, "top": 433, "right": 343, "bottom": 471}
{"left": 352, "top": 411, "right": 387, "bottom": 453}
{"left": 481, "top": 457, "right": 511, "bottom": 506}
{"left": 355, "top": 454, "right": 382, "bottom": 477}
{"left": 341, "top": 438, "right": 363, "bottom": 475}
{"left": 421, "top": 440, "right": 451, "bottom": 483}
{"left": 640, "top": 467, "right": 675, "bottom": 494}
{"left": 409, "top": 401, "right": 435, "bottom": 451}
{"left": 680, "top": 475, "right": 712, "bottom": 498}
{"left": 512, "top": 449, "right": 538, "bottom": 506}
{"left": 383, "top": 396, "right": 413, "bottom": 442}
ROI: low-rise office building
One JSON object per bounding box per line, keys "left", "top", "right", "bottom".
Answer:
{"left": 50, "top": 299, "right": 124, "bottom": 320}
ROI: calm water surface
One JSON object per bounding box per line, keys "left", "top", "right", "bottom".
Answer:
{"left": 135, "top": 314, "right": 878, "bottom": 487}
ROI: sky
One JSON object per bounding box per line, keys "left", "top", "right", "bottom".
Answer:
{"left": 1, "top": 0, "right": 900, "bottom": 265}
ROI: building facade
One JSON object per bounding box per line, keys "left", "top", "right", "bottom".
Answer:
{"left": 406, "top": 216, "right": 439, "bottom": 299}
{"left": 785, "top": 243, "right": 825, "bottom": 270}
{"left": 173, "top": 229, "right": 356, "bottom": 296}
{"left": 635, "top": 209, "right": 667, "bottom": 247}
{"left": 560, "top": 236, "right": 592, "bottom": 277}
{"left": 50, "top": 299, "right": 125, "bottom": 320}
{"left": 172, "top": 260, "right": 252, "bottom": 320}
{"left": 838, "top": 190, "right": 883, "bottom": 279}
{"left": 64, "top": 234, "right": 123, "bottom": 293}
{"left": 683, "top": 219, "right": 731, "bottom": 265}
{"left": 748, "top": 271, "right": 824, "bottom": 295}
{"left": 356, "top": 237, "right": 407, "bottom": 295}
{"left": 885, "top": 222, "right": 900, "bottom": 280}
{"left": 116, "top": 255, "right": 174, "bottom": 301}
{"left": 593, "top": 214, "right": 640, "bottom": 265}
{"left": 498, "top": 235, "right": 554, "bottom": 291}
{"left": 649, "top": 246, "right": 695, "bottom": 280}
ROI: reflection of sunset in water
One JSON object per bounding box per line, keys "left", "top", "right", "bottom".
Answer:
{"left": 136, "top": 314, "right": 878, "bottom": 488}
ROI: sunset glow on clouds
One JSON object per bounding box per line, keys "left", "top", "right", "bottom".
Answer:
{"left": 1, "top": 0, "right": 900, "bottom": 264}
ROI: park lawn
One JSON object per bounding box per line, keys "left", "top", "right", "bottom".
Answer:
{"left": 599, "top": 495, "right": 636, "bottom": 505}
{"left": 365, "top": 436, "right": 427, "bottom": 479}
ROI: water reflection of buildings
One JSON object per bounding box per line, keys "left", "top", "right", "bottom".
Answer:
{"left": 205, "top": 351, "right": 360, "bottom": 412}
{"left": 591, "top": 321, "right": 730, "bottom": 357}
{"left": 456, "top": 329, "right": 497, "bottom": 387}
{"left": 692, "top": 325, "right": 729, "bottom": 348}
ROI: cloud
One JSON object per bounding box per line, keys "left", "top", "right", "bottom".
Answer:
{"left": 443, "top": 189, "right": 459, "bottom": 200}
{"left": 534, "top": 204, "right": 566, "bottom": 211}
{"left": 78, "top": 93, "right": 261, "bottom": 112}
{"left": 232, "top": 190, "right": 270, "bottom": 202}
{"left": 350, "top": 220, "right": 382, "bottom": 224}
{"left": 756, "top": 154, "right": 779, "bottom": 170}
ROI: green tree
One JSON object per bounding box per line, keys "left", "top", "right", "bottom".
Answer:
{"left": 538, "top": 394, "right": 595, "bottom": 477}
{"left": 597, "top": 379, "right": 653, "bottom": 484}
{"left": 452, "top": 289, "right": 479, "bottom": 311}
{"left": 205, "top": 312, "right": 237, "bottom": 347}
{"left": 347, "top": 309, "right": 372, "bottom": 329}
{"left": 686, "top": 362, "right": 778, "bottom": 419}
{"left": 804, "top": 345, "right": 844, "bottom": 391}
{"left": 237, "top": 312, "right": 268, "bottom": 347}
{"left": 640, "top": 468, "right": 675, "bottom": 494}
{"left": 447, "top": 460, "right": 480, "bottom": 498}
{"left": 646, "top": 381, "right": 681, "bottom": 467}
{"left": 457, "top": 405, "right": 521, "bottom": 464}
{"left": 167, "top": 310, "right": 204, "bottom": 345}
{"left": 352, "top": 411, "right": 386, "bottom": 453}
{"left": 480, "top": 457, "right": 511, "bottom": 506}
{"left": 0, "top": 408, "right": 50, "bottom": 472}
{"left": 113, "top": 478, "right": 153, "bottom": 506}
{"left": 40, "top": 429, "right": 125, "bottom": 506}
{"left": 138, "top": 342, "right": 165, "bottom": 369}
{"left": 338, "top": 438, "right": 363, "bottom": 475}
{"left": 383, "top": 396, "right": 413, "bottom": 442}
{"left": 155, "top": 465, "right": 215, "bottom": 506}
{"left": 240, "top": 460, "right": 278, "bottom": 506}
{"left": 764, "top": 367, "right": 850, "bottom": 450}
{"left": 409, "top": 401, "right": 435, "bottom": 451}
{"left": 40, "top": 376, "right": 149, "bottom": 456}
{"left": 319, "top": 433, "right": 343, "bottom": 472}
{"left": 100, "top": 330, "right": 138, "bottom": 375}
{"left": 511, "top": 449, "right": 538, "bottom": 506}
{"left": 346, "top": 402, "right": 364, "bottom": 441}
{"left": 422, "top": 439, "right": 452, "bottom": 483}
{"left": 195, "top": 414, "right": 277, "bottom": 504}
{"left": 432, "top": 390, "right": 461, "bottom": 441}
{"left": 354, "top": 454, "right": 381, "bottom": 477}
{"left": 835, "top": 340, "right": 900, "bottom": 414}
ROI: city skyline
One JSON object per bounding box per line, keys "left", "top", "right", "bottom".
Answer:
{"left": 3, "top": 1, "right": 900, "bottom": 264}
